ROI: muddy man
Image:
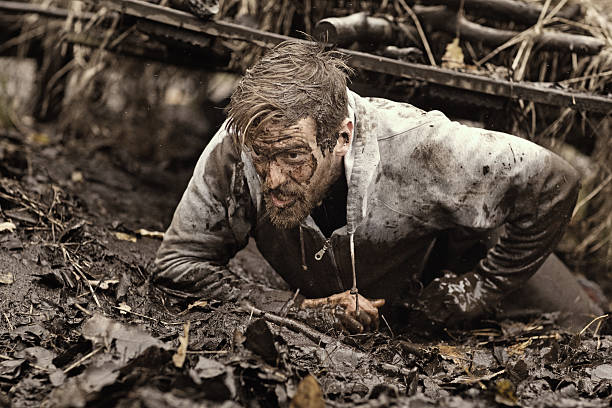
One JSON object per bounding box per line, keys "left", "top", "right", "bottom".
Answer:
{"left": 153, "top": 40, "right": 604, "bottom": 334}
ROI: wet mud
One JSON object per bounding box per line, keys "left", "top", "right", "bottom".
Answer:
{"left": 1, "top": 131, "right": 611, "bottom": 408}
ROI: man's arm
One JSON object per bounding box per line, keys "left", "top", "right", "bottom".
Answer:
{"left": 413, "top": 115, "right": 581, "bottom": 326}
{"left": 153, "top": 125, "right": 254, "bottom": 302}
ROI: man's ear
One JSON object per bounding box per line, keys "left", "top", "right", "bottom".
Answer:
{"left": 334, "top": 118, "right": 354, "bottom": 157}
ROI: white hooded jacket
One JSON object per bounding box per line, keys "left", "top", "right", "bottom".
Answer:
{"left": 153, "top": 90, "right": 580, "bottom": 322}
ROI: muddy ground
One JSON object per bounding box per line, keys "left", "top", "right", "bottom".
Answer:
{"left": 1, "top": 93, "right": 612, "bottom": 408}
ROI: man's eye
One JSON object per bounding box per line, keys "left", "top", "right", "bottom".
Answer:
{"left": 280, "top": 152, "right": 307, "bottom": 162}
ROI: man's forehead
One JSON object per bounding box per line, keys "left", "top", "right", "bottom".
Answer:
{"left": 251, "top": 117, "right": 316, "bottom": 145}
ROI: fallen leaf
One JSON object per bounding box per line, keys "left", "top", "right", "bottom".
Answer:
{"left": 495, "top": 378, "right": 519, "bottom": 406}
{"left": 0, "top": 270, "right": 14, "bottom": 285}
{"left": 81, "top": 314, "right": 167, "bottom": 360}
{"left": 507, "top": 339, "right": 532, "bottom": 356}
{"left": 117, "top": 302, "right": 131, "bottom": 314}
{"left": 592, "top": 364, "right": 612, "bottom": 380}
{"left": 136, "top": 229, "right": 164, "bottom": 239}
{"left": 28, "top": 132, "right": 50, "bottom": 145}
{"left": 0, "top": 222, "right": 16, "bottom": 233}
{"left": 290, "top": 375, "right": 324, "bottom": 408}
{"left": 179, "top": 299, "right": 208, "bottom": 315}
{"left": 71, "top": 171, "right": 83, "bottom": 182}
{"left": 173, "top": 321, "right": 190, "bottom": 368}
{"left": 88, "top": 279, "right": 119, "bottom": 290}
{"left": 442, "top": 37, "right": 465, "bottom": 69}
{"left": 114, "top": 232, "right": 137, "bottom": 242}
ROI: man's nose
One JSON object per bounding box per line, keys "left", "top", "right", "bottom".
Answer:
{"left": 266, "top": 161, "right": 286, "bottom": 189}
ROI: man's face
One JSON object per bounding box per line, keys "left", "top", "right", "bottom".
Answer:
{"left": 247, "top": 117, "right": 343, "bottom": 229}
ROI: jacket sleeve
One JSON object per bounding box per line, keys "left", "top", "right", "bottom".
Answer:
{"left": 153, "top": 125, "right": 254, "bottom": 302}
{"left": 414, "top": 113, "right": 581, "bottom": 325}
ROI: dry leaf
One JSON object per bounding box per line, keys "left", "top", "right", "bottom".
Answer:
{"left": 495, "top": 378, "right": 519, "bottom": 406}
{"left": 173, "top": 321, "right": 191, "bottom": 368}
{"left": 179, "top": 299, "right": 209, "bottom": 315}
{"left": 290, "top": 375, "right": 324, "bottom": 408}
{"left": 136, "top": 229, "right": 164, "bottom": 239}
{"left": 0, "top": 270, "right": 14, "bottom": 285}
{"left": 88, "top": 279, "right": 120, "bottom": 290}
{"left": 114, "top": 232, "right": 137, "bottom": 242}
{"left": 438, "top": 345, "right": 469, "bottom": 363}
{"left": 0, "top": 222, "right": 17, "bottom": 233}
{"left": 28, "top": 132, "right": 50, "bottom": 145}
{"left": 442, "top": 38, "right": 464, "bottom": 69}
{"left": 117, "top": 302, "right": 131, "bottom": 314}
{"left": 71, "top": 171, "right": 84, "bottom": 182}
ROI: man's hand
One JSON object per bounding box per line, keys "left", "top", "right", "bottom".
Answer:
{"left": 301, "top": 290, "right": 385, "bottom": 333}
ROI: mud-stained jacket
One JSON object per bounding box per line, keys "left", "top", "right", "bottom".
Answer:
{"left": 153, "top": 90, "right": 580, "bottom": 324}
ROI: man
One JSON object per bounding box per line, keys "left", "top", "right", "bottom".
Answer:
{"left": 153, "top": 40, "right": 602, "bottom": 334}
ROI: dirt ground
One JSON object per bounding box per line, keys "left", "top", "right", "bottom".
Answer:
{"left": 0, "top": 91, "right": 611, "bottom": 408}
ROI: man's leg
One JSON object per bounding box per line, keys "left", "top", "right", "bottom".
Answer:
{"left": 496, "top": 253, "right": 605, "bottom": 332}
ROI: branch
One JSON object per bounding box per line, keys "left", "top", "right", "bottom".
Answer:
{"left": 414, "top": 6, "right": 604, "bottom": 55}
{"left": 419, "top": 0, "right": 581, "bottom": 26}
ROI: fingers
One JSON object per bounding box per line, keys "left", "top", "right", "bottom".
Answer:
{"left": 370, "top": 299, "right": 386, "bottom": 308}
{"left": 336, "top": 312, "right": 364, "bottom": 334}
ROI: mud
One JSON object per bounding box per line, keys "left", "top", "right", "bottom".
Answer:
{"left": 1, "top": 125, "right": 611, "bottom": 408}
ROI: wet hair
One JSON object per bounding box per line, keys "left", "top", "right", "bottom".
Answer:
{"left": 227, "top": 40, "right": 352, "bottom": 153}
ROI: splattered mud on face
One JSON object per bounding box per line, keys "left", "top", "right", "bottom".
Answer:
{"left": 248, "top": 118, "right": 342, "bottom": 229}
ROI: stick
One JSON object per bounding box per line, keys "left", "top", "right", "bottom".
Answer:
{"left": 110, "top": 305, "right": 184, "bottom": 325}
{"left": 398, "top": 0, "right": 437, "bottom": 66}
{"left": 579, "top": 314, "right": 609, "bottom": 336}
{"left": 63, "top": 346, "right": 104, "bottom": 374}
{"left": 243, "top": 305, "right": 334, "bottom": 345}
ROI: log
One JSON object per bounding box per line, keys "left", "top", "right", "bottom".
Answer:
{"left": 414, "top": 6, "right": 605, "bottom": 55}
{"left": 313, "top": 12, "right": 397, "bottom": 47}
{"left": 419, "top": 0, "right": 581, "bottom": 26}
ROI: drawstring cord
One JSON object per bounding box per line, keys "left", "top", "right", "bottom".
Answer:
{"left": 299, "top": 225, "right": 307, "bottom": 271}
{"left": 349, "top": 233, "right": 359, "bottom": 314}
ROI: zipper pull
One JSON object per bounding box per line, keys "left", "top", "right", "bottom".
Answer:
{"left": 314, "top": 238, "right": 331, "bottom": 261}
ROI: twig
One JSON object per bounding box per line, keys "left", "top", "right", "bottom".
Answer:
{"left": 380, "top": 362, "right": 417, "bottom": 377}
{"left": 243, "top": 304, "right": 334, "bottom": 344}
{"left": 3, "top": 313, "right": 14, "bottom": 331}
{"left": 381, "top": 314, "right": 394, "bottom": 338}
{"left": 0, "top": 354, "right": 11, "bottom": 360}
{"left": 558, "top": 70, "right": 612, "bottom": 85}
{"left": 398, "top": 0, "right": 437, "bottom": 66}
{"left": 70, "top": 257, "right": 101, "bottom": 308}
{"left": 73, "top": 303, "right": 93, "bottom": 316}
{"left": 63, "top": 346, "right": 104, "bottom": 374}
{"left": 110, "top": 305, "right": 184, "bottom": 325}
{"left": 186, "top": 350, "right": 229, "bottom": 354}
{"left": 579, "top": 314, "right": 609, "bottom": 336}
{"left": 572, "top": 173, "right": 612, "bottom": 218}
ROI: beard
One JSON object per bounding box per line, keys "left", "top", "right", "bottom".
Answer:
{"left": 263, "top": 183, "right": 318, "bottom": 229}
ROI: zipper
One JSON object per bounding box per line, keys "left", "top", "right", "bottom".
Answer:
{"left": 314, "top": 238, "right": 332, "bottom": 261}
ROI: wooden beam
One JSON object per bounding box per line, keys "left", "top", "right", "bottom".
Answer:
{"left": 102, "top": 0, "right": 612, "bottom": 114}
{"left": 2, "top": 0, "right": 611, "bottom": 114}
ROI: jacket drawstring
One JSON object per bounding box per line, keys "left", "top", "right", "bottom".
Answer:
{"left": 349, "top": 233, "right": 359, "bottom": 314}
{"left": 299, "top": 225, "right": 307, "bottom": 271}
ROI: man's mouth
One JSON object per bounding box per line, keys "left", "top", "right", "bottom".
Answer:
{"left": 269, "top": 192, "right": 297, "bottom": 208}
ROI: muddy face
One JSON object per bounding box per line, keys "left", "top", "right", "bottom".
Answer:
{"left": 248, "top": 117, "right": 342, "bottom": 229}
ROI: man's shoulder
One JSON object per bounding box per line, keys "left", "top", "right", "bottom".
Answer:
{"left": 351, "top": 92, "right": 447, "bottom": 143}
